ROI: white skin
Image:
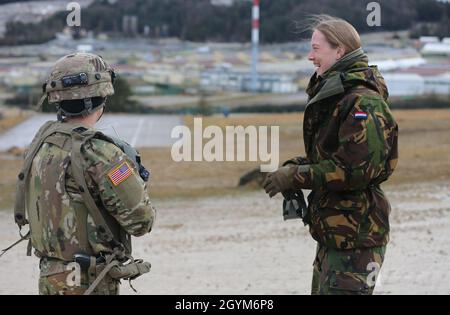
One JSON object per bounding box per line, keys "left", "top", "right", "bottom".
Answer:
{"left": 308, "top": 29, "right": 346, "bottom": 76}
{"left": 66, "top": 106, "right": 104, "bottom": 128}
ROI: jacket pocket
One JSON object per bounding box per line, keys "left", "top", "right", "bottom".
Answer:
{"left": 328, "top": 271, "right": 371, "bottom": 295}
{"left": 310, "top": 191, "right": 368, "bottom": 249}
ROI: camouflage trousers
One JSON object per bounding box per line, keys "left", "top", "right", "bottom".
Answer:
{"left": 38, "top": 258, "right": 120, "bottom": 295}
{"left": 311, "top": 244, "right": 386, "bottom": 295}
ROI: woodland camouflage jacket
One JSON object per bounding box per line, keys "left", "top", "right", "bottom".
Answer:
{"left": 292, "top": 49, "right": 399, "bottom": 250}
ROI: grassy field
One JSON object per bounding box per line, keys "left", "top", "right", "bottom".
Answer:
{"left": 0, "top": 108, "right": 30, "bottom": 134}
{"left": 1, "top": 108, "right": 450, "bottom": 209}
{"left": 133, "top": 92, "right": 307, "bottom": 110}
{"left": 146, "top": 109, "right": 450, "bottom": 199}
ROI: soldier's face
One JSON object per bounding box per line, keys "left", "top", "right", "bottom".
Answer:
{"left": 308, "top": 30, "right": 345, "bottom": 76}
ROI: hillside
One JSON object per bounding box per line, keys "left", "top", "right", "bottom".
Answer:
{"left": 0, "top": 0, "right": 449, "bottom": 45}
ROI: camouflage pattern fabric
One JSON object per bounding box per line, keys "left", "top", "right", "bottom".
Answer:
{"left": 23, "top": 121, "right": 155, "bottom": 293}
{"left": 290, "top": 48, "right": 398, "bottom": 250}
{"left": 44, "top": 53, "right": 114, "bottom": 104}
{"left": 311, "top": 245, "right": 385, "bottom": 295}
{"left": 36, "top": 53, "right": 115, "bottom": 112}
{"left": 81, "top": 133, "right": 156, "bottom": 253}
{"left": 39, "top": 258, "right": 119, "bottom": 295}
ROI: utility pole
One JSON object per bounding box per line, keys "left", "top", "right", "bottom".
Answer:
{"left": 251, "top": 0, "right": 260, "bottom": 92}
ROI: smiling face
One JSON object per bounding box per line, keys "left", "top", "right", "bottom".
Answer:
{"left": 308, "top": 30, "right": 345, "bottom": 76}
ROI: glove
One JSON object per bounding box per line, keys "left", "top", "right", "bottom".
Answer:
{"left": 263, "top": 164, "right": 312, "bottom": 198}
{"left": 263, "top": 165, "right": 299, "bottom": 198}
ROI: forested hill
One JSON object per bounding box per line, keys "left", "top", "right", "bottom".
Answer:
{"left": 0, "top": 0, "right": 33, "bottom": 3}
{"left": 1, "top": 0, "right": 449, "bottom": 45}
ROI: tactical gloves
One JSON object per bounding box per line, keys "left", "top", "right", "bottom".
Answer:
{"left": 263, "top": 165, "right": 297, "bottom": 198}
{"left": 263, "top": 156, "right": 312, "bottom": 197}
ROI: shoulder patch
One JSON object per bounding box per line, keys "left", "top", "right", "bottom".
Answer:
{"left": 354, "top": 111, "right": 368, "bottom": 120}
{"left": 108, "top": 161, "right": 134, "bottom": 186}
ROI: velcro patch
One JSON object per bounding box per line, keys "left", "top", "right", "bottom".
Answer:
{"left": 108, "top": 162, "right": 133, "bottom": 186}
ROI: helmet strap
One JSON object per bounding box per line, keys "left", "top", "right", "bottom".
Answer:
{"left": 97, "top": 105, "right": 105, "bottom": 122}
{"left": 36, "top": 94, "right": 47, "bottom": 112}
{"left": 83, "top": 98, "right": 93, "bottom": 111}
{"left": 56, "top": 104, "right": 64, "bottom": 122}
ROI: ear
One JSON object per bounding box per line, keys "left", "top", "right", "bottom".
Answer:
{"left": 336, "top": 46, "right": 346, "bottom": 60}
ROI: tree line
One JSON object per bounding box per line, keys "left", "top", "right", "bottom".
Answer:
{"left": 1, "top": 0, "right": 449, "bottom": 46}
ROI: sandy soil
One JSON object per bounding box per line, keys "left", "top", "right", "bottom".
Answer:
{"left": 1, "top": 181, "right": 449, "bottom": 295}
{"left": 1, "top": 109, "right": 449, "bottom": 295}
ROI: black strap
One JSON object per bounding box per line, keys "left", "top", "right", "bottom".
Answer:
{"left": 0, "top": 231, "right": 30, "bottom": 258}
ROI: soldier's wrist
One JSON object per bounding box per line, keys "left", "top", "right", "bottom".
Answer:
{"left": 291, "top": 164, "right": 312, "bottom": 190}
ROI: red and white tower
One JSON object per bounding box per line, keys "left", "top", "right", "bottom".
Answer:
{"left": 251, "top": 0, "right": 259, "bottom": 92}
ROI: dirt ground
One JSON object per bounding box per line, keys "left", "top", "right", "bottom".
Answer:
{"left": 1, "top": 182, "right": 449, "bottom": 295}
{"left": 0, "top": 109, "right": 449, "bottom": 295}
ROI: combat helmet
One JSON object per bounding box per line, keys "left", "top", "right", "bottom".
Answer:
{"left": 38, "top": 52, "right": 116, "bottom": 120}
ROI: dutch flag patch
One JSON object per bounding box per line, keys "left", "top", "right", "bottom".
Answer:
{"left": 354, "top": 111, "right": 368, "bottom": 120}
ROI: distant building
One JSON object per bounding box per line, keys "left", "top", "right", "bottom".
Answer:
{"left": 383, "top": 73, "right": 450, "bottom": 96}
{"left": 384, "top": 74, "right": 425, "bottom": 97}
{"left": 76, "top": 44, "right": 93, "bottom": 53}
{"left": 142, "top": 69, "right": 185, "bottom": 86}
{"left": 210, "top": 0, "right": 235, "bottom": 6}
{"left": 373, "top": 57, "right": 427, "bottom": 72}
{"left": 210, "top": 0, "right": 250, "bottom": 6}
{"left": 201, "top": 67, "right": 299, "bottom": 93}
{"left": 425, "top": 75, "right": 450, "bottom": 95}
{"left": 421, "top": 43, "right": 450, "bottom": 56}
{"left": 419, "top": 36, "right": 440, "bottom": 44}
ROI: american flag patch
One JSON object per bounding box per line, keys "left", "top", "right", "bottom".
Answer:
{"left": 354, "top": 111, "right": 368, "bottom": 120}
{"left": 108, "top": 162, "right": 133, "bottom": 186}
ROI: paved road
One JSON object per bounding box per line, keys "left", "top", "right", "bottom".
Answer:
{"left": 0, "top": 114, "right": 182, "bottom": 151}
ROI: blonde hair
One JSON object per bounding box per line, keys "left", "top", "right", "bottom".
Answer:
{"left": 307, "top": 15, "right": 361, "bottom": 54}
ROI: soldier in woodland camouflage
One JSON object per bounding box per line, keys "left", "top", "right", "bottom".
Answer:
{"left": 264, "top": 16, "right": 398, "bottom": 295}
{"left": 14, "top": 53, "right": 156, "bottom": 295}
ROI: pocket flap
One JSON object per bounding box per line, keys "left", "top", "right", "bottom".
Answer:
{"left": 330, "top": 271, "right": 370, "bottom": 293}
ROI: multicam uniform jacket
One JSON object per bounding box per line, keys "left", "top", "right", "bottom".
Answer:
{"left": 292, "top": 49, "right": 398, "bottom": 250}
{"left": 25, "top": 121, "right": 156, "bottom": 261}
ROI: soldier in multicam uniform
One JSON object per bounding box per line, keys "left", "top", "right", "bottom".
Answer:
{"left": 263, "top": 16, "right": 399, "bottom": 295}
{"left": 12, "top": 53, "right": 156, "bottom": 295}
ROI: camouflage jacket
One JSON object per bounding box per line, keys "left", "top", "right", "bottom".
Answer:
{"left": 24, "top": 121, "right": 156, "bottom": 261}
{"left": 292, "top": 49, "right": 398, "bottom": 250}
